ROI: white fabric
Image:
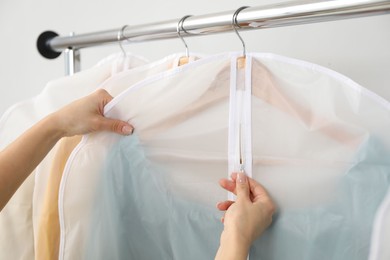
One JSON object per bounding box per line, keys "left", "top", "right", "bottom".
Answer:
{"left": 0, "top": 52, "right": 147, "bottom": 260}
{"left": 58, "top": 52, "right": 390, "bottom": 260}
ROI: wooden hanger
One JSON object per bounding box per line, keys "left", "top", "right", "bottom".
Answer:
{"left": 177, "top": 15, "right": 192, "bottom": 67}
{"left": 143, "top": 56, "right": 363, "bottom": 150}
{"left": 250, "top": 59, "right": 364, "bottom": 149}
{"left": 231, "top": 8, "right": 360, "bottom": 148}
{"left": 178, "top": 56, "right": 190, "bottom": 66}
{"left": 233, "top": 6, "right": 249, "bottom": 70}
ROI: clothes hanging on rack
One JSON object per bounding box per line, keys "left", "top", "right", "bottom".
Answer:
{"left": 1, "top": 50, "right": 390, "bottom": 260}
{"left": 55, "top": 52, "right": 390, "bottom": 260}
{"left": 0, "top": 52, "right": 147, "bottom": 260}
{"left": 35, "top": 135, "right": 82, "bottom": 260}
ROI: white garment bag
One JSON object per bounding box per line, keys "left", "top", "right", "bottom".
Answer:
{"left": 57, "top": 52, "right": 390, "bottom": 260}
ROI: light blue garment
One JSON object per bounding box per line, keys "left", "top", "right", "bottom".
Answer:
{"left": 251, "top": 136, "right": 390, "bottom": 260}
{"left": 85, "top": 135, "right": 223, "bottom": 260}
{"left": 85, "top": 134, "right": 390, "bottom": 260}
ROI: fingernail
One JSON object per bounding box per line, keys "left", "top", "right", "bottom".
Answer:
{"left": 122, "top": 125, "right": 134, "bottom": 135}
{"left": 230, "top": 172, "right": 237, "bottom": 179}
{"left": 237, "top": 171, "right": 246, "bottom": 183}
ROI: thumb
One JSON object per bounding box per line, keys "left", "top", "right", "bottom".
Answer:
{"left": 98, "top": 117, "right": 134, "bottom": 135}
{"left": 236, "top": 171, "right": 250, "bottom": 202}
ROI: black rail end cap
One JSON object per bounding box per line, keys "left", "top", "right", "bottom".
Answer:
{"left": 37, "top": 31, "right": 61, "bottom": 59}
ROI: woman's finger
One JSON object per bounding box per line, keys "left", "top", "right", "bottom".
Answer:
{"left": 219, "top": 178, "right": 236, "bottom": 194}
{"left": 216, "top": 200, "right": 235, "bottom": 211}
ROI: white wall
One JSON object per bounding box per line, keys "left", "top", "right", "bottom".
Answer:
{"left": 0, "top": 0, "right": 389, "bottom": 118}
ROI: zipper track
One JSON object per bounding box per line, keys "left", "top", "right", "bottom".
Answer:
{"left": 228, "top": 55, "right": 252, "bottom": 201}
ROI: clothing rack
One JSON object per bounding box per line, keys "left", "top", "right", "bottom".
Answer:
{"left": 37, "top": 0, "right": 390, "bottom": 75}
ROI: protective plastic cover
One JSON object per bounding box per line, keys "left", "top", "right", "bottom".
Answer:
{"left": 33, "top": 53, "right": 202, "bottom": 260}
{"left": 58, "top": 52, "right": 390, "bottom": 260}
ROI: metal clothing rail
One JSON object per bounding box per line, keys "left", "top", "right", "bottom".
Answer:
{"left": 37, "top": 0, "right": 390, "bottom": 75}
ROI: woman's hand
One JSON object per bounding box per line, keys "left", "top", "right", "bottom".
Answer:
{"left": 49, "top": 89, "right": 134, "bottom": 137}
{"left": 0, "top": 89, "right": 133, "bottom": 212}
{"left": 215, "top": 172, "right": 275, "bottom": 260}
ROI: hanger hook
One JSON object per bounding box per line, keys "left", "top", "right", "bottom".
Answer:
{"left": 117, "top": 25, "right": 128, "bottom": 57}
{"left": 232, "top": 6, "right": 249, "bottom": 57}
{"left": 177, "top": 15, "right": 192, "bottom": 57}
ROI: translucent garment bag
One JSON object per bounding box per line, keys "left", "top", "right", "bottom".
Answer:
{"left": 58, "top": 53, "right": 232, "bottom": 260}
{"left": 33, "top": 52, "right": 202, "bottom": 260}
{"left": 0, "top": 52, "right": 147, "bottom": 260}
{"left": 58, "top": 52, "right": 390, "bottom": 260}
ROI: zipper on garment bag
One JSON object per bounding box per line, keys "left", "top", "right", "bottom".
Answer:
{"left": 236, "top": 90, "right": 245, "bottom": 175}
{"left": 237, "top": 56, "right": 252, "bottom": 260}
{"left": 239, "top": 123, "right": 245, "bottom": 174}
{"left": 228, "top": 55, "right": 252, "bottom": 201}
{"left": 236, "top": 63, "right": 247, "bottom": 176}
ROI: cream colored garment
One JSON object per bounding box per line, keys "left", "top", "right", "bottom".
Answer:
{"left": 35, "top": 136, "right": 82, "bottom": 260}
{"left": 32, "top": 53, "right": 200, "bottom": 260}
{"left": 0, "top": 52, "right": 147, "bottom": 260}
{"left": 58, "top": 52, "right": 390, "bottom": 260}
